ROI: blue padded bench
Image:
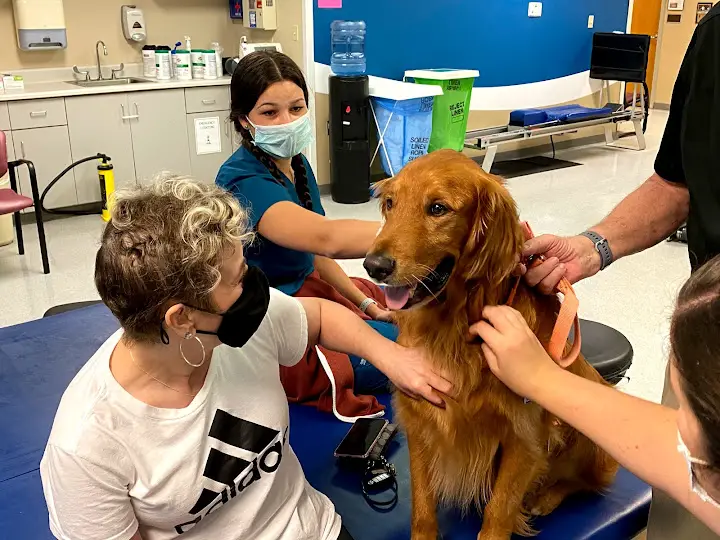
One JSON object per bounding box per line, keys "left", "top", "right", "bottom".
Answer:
{"left": 509, "top": 105, "right": 616, "bottom": 128}
{"left": 0, "top": 304, "right": 651, "bottom": 539}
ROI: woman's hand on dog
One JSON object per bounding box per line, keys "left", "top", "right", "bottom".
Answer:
{"left": 520, "top": 234, "right": 601, "bottom": 294}
{"left": 470, "top": 305, "right": 557, "bottom": 399}
{"left": 366, "top": 303, "right": 395, "bottom": 323}
{"left": 383, "top": 345, "right": 453, "bottom": 406}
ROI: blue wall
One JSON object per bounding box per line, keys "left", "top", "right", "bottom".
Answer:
{"left": 314, "top": 0, "right": 629, "bottom": 87}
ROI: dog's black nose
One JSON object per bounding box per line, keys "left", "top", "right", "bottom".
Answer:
{"left": 364, "top": 254, "right": 396, "bottom": 281}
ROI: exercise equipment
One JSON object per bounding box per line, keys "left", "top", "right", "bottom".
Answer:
{"left": 0, "top": 304, "right": 650, "bottom": 538}
{"left": 466, "top": 33, "right": 651, "bottom": 173}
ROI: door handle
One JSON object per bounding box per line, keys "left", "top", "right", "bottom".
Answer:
{"left": 133, "top": 102, "right": 139, "bottom": 116}
{"left": 20, "top": 141, "right": 26, "bottom": 159}
{"left": 202, "top": 99, "right": 216, "bottom": 105}
{"left": 120, "top": 103, "right": 139, "bottom": 120}
{"left": 30, "top": 111, "right": 48, "bottom": 118}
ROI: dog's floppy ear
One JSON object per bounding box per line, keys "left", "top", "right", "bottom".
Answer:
{"left": 460, "top": 175, "right": 523, "bottom": 286}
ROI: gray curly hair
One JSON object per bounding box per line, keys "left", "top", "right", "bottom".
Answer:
{"left": 95, "top": 174, "right": 253, "bottom": 343}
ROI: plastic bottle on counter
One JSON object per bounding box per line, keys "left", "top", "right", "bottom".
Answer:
{"left": 211, "top": 42, "right": 224, "bottom": 77}
{"left": 203, "top": 49, "right": 218, "bottom": 80}
{"left": 155, "top": 47, "right": 172, "bottom": 80}
{"left": 191, "top": 49, "right": 205, "bottom": 79}
{"left": 174, "top": 49, "right": 192, "bottom": 81}
{"left": 142, "top": 45, "right": 157, "bottom": 78}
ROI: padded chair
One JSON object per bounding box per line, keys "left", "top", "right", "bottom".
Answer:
{"left": 0, "top": 130, "right": 50, "bottom": 274}
{"left": 573, "top": 319, "right": 633, "bottom": 384}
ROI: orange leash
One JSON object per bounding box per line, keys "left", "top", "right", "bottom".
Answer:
{"left": 507, "top": 222, "right": 581, "bottom": 368}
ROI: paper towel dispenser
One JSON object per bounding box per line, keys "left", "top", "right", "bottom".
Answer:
{"left": 13, "top": 0, "right": 68, "bottom": 50}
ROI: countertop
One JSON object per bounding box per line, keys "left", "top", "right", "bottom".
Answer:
{"left": 0, "top": 76, "right": 231, "bottom": 102}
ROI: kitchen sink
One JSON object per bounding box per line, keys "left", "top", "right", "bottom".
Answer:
{"left": 70, "top": 77, "right": 151, "bottom": 87}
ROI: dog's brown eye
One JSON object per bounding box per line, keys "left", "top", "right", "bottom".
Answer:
{"left": 385, "top": 198, "right": 393, "bottom": 211}
{"left": 428, "top": 203, "right": 448, "bottom": 217}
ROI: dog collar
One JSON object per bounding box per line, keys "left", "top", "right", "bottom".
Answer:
{"left": 506, "top": 222, "right": 581, "bottom": 368}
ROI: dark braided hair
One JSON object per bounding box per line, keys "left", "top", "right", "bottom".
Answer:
{"left": 229, "top": 51, "right": 313, "bottom": 210}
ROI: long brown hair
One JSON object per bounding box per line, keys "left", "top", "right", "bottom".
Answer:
{"left": 672, "top": 254, "right": 720, "bottom": 469}
{"left": 229, "top": 51, "right": 313, "bottom": 210}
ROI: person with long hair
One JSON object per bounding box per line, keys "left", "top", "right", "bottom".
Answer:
{"left": 472, "top": 255, "right": 720, "bottom": 535}
{"left": 216, "top": 51, "right": 411, "bottom": 419}
{"left": 39, "top": 177, "right": 450, "bottom": 540}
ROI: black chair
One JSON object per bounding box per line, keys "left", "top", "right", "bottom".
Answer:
{"left": 43, "top": 300, "right": 103, "bottom": 318}
{"left": 571, "top": 319, "right": 633, "bottom": 384}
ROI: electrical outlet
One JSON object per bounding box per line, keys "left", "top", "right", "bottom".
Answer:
{"left": 292, "top": 24, "right": 299, "bottom": 41}
{"left": 588, "top": 15, "right": 595, "bottom": 28}
{"left": 528, "top": 2, "right": 542, "bottom": 17}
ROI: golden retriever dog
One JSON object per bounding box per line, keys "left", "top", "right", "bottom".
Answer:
{"left": 363, "top": 150, "right": 618, "bottom": 540}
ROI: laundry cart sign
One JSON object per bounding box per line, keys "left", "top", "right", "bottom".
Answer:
{"left": 405, "top": 69, "right": 479, "bottom": 152}
{"left": 368, "top": 77, "right": 442, "bottom": 177}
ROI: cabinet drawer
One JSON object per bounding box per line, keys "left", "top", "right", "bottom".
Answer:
{"left": 9, "top": 98, "right": 67, "bottom": 130}
{"left": 185, "top": 87, "right": 230, "bottom": 113}
{"left": 0, "top": 103, "right": 9, "bottom": 131}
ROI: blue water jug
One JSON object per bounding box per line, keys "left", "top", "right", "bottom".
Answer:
{"left": 330, "top": 20, "right": 366, "bottom": 76}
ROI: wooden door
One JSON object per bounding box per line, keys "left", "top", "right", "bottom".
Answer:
{"left": 630, "top": 0, "right": 663, "bottom": 98}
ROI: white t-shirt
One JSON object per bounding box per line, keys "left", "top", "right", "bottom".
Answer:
{"left": 40, "top": 289, "right": 341, "bottom": 540}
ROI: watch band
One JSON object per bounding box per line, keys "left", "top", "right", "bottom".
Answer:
{"left": 580, "top": 231, "right": 613, "bottom": 271}
{"left": 359, "top": 298, "right": 378, "bottom": 313}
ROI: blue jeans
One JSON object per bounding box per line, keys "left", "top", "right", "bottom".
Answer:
{"left": 349, "top": 320, "right": 398, "bottom": 395}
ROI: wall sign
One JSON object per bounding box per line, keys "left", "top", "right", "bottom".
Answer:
{"left": 697, "top": 2, "right": 713, "bottom": 22}
{"left": 668, "top": 0, "right": 684, "bottom": 10}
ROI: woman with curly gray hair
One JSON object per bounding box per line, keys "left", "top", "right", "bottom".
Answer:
{"left": 39, "top": 176, "right": 452, "bottom": 540}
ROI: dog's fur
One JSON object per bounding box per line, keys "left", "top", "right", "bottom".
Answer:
{"left": 367, "top": 150, "right": 618, "bottom": 540}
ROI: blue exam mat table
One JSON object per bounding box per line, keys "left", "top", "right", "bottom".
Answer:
{"left": 0, "top": 304, "right": 651, "bottom": 539}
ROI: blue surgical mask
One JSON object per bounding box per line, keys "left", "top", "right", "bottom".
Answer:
{"left": 248, "top": 112, "right": 314, "bottom": 159}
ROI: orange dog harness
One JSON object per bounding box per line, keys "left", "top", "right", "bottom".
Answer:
{"left": 506, "top": 222, "right": 581, "bottom": 368}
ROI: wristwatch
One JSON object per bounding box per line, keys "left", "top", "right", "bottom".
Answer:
{"left": 580, "top": 231, "right": 613, "bottom": 271}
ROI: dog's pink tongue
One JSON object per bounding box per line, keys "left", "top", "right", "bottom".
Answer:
{"left": 385, "top": 286, "right": 411, "bottom": 310}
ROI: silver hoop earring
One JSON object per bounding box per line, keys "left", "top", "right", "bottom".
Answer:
{"left": 180, "top": 334, "right": 206, "bottom": 368}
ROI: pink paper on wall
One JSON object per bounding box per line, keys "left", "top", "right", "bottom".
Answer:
{"left": 318, "top": 0, "right": 342, "bottom": 8}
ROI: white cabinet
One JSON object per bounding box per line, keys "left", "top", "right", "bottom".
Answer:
{"left": 187, "top": 112, "right": 233, "bottom": 182}
{"left": 13, "top": 126, "right": 76, "bottom": 209}
{"left": 129, "top": 90, "right": 191, "bottom": 184}
{"left": 65, "top": 94, "right": 137, "bottom": 204}
{"left": 0, "top": 103, "right": 10, "bottom": 131}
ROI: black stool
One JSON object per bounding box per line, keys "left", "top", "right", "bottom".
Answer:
{"left": 574, "top": 319, "right": 633, "bottom": 385}
{"left": 43, "top": 301, "right": 103, "bottom": 318}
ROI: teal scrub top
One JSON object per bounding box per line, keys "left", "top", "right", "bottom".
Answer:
{"left": 216, "top": 146, "right": 325, "bottom": 295}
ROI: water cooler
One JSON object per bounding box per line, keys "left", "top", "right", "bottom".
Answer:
{"left": 329, "top": 75, "right": 371, "bottom": 204}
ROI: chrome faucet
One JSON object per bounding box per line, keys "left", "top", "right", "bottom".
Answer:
{"left": 93, "top": 40, "right": 108, "bottom": 81}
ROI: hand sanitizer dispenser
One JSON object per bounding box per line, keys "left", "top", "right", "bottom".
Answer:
{"left": 13, "top": 0, "right": 68, "bottom": 50}
{"left": 122, "top": 5, "right": 146, "bottom": 42}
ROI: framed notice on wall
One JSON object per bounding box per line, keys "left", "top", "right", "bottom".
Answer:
{"left": 697, "top": 2, "right": 713, "bottom": 22}
{"left": 668, "top": 0, "right": 684, "bottom": 10}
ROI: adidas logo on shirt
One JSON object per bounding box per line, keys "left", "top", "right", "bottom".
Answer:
{"left": 175, "top": 409, "right": 287, "bottom": 534}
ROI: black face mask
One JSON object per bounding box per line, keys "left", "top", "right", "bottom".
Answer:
{"left": 190, "top": 266, "right": 271, "bottom": 348}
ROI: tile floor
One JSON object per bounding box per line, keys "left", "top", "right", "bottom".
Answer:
{"left": 0, "top": 110, "right": 688, "bottom": 403}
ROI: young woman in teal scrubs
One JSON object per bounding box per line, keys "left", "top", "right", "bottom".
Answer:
{"left": 216, "top": 52, "right": 448, "bottom": 416}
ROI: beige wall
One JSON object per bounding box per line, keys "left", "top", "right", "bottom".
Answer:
{"left": 654, "top": 3, "right": 698, "bottom": 105}
{"left": 314, "top": 84, "right": 621, "bottom": 186}
{"left": 0, "top": 0, "right": 304, "bottom": 71}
